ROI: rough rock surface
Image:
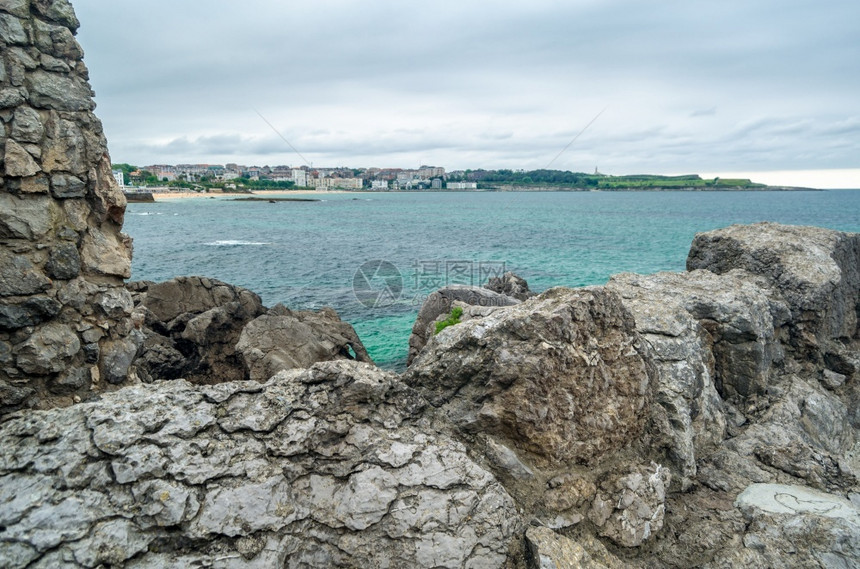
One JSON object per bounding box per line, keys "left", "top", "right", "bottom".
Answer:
{"left": 407, "top": 284, "right": 521, "bottom": 365}
{"left": 129, "top": 278, "right": 373, "bottom": 385}
{"left": 524, "top": 526, "right": 624, "bottom": 569}
{"left": 485, "top": 271, "right": 535, "bottom": 302}
{"left": 1, "top": 0, "right": 136, "bottom": 416}
{"left": 128, "top": 277, "right": 266, "bottom": 384}
{"left": 405, "top": 286, "right": 667, "bottom": 541}
{"left": 606, "top": 270, "right": 783, "bottom": 488}
{"left": 688, "top": 222, "right": 860, "bottom": 372}
{"left": 407, "top": 286, "right": 653, "bottom": 468}
{"left": 0, "top": 360, "right": 523, "bottom": 568}
{"left": 3, "top": 3, "right": 860, "bottom": 564}
{"left": 588, "top": 463, "right": 671, "bottom": 548}
{"left": 2, "top": 219, "right": 859, "bottom": 567}
{"left": 401, "top": 223, "right": 860, "bottom": 566}
{"left": 237, "top": 303, "right": 372, "bottom": 382}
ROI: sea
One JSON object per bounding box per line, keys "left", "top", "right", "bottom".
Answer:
{"left": 125, "top": 190, "right": 860, "bottom": 370}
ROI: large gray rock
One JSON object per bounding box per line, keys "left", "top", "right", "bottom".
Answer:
{"left": 405, "top": 286, "right": 664, "bottom": 541}
{"left": 0, "top": 360, "right": 523, "bottom": 568}
{"left": 407, "top": 286, "right": 653, "bottom": 469}
{"left": 688, "top": 222, "right": 860, "bottom": 372}
{"left": 236, "top": 303, "right": 373, "bottom": 381}
{"left": 130, "top": 277, "right": 266, "bottom": 384}
{"left": 407, "top": 285, "right": 520, "bottom": 365}
{"left": 606, "top": 270, "right": 789, "bottom": 487}
{"left": 485, "top": 271, "right": 535, "bottom": 301}
{"left": 611, "top": 270, "right": 788, "bottom": 401}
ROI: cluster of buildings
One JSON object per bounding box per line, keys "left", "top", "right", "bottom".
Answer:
{"left": 114, "top": 163, "right": 479, "bottom": 191}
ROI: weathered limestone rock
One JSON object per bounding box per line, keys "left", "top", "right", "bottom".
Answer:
{"left": 407, "top": 284, "right": 520, "bottom": 365}
{"left": 688, "top": 222, "right": 860, "bottom": 372}
{"left": 0, "top": 360, "right": 523, "bottom": 568}
{"left": 698, "top": 483, "right": 860, "bottom": 569}
{"left": 606, "top": 270, "right": 790, "bottom": 487}
{"left": 130, "top": 277, "right": 373, "bottom": 385}
{"left": 611, "top": 269, "right": 788, "bottom": 401}
{"left": 129, "top": 277, "right": 266, "bottom": 384}
{"left": 588, "top": 463, "right": 671, "bottom": 548}
{"left": 237, "top": 303, "right": 373, "bottom": 381}
{"left": 525, "top": 526, "right": 623, "bottom": 569}
{"left": 486, "top": 271, "right": 535, "bottom": 301}
{"left": 407, "top": 286, "right": 653, "bottom": 469}
{"left": 0, "top": 0, "right": 136, "bottom": 414}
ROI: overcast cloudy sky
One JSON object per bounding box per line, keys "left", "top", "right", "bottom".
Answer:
{"left": 72, "top": 0, "right": 859, "bottom": 187}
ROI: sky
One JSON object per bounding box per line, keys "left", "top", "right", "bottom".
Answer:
{"left": 72, "top": 0, "right": 860, "bottom": 188}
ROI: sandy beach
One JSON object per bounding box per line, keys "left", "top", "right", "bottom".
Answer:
{"left": 149, "top": 189, "right": 348, "bottom": 200}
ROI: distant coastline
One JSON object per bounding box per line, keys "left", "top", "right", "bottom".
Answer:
{"left": 115, "top": 163, "right": 832, "bottom": 195}
{"left": 126, "top": 184, "right": 824, "bottom": 203}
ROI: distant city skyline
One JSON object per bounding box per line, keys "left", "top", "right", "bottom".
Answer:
{"left": 73, "top": 0, "right": 860, "bottom": 188}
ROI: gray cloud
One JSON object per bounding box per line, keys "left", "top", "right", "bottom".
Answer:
{"left": 72, "top": 0, "right": 859, "bottom": 179}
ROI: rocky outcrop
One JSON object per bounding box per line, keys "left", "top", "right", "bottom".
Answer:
{"left": 688, "top": 222, "right": 860, "bottom": 376}
{"left": 1, "top": 0, "right": 136, "bottom": 415}
{"left": 3, "top": 5, "right": 860, "bottom": 562}
{"left": 605, "top": 270, "right": 780, "bottom": 488}
{"left": 0, "top": 360, "right": 523, "bottom": 568}
{"left": 407, "top": 287, "right": 653, "bottom": 468}
{"left": 485, "top": 271, "right": 535, "bottom": 301}
{"left": 407, "top": 284, "right": 521, "bottom": 365}
{"left": 405, "top": 287, "right": 667, "bottom": 546}
{"left": 129, "top": 277, "right": 372, "bottom": 384}
{"left": 401, "top": 223, "right": 860, "bottom": 566}
{"left": 2, "top": 220, "right": 859, "bottom": 567}
{"left": 237, "top": 303, "right": 372, "bottom": 382}
{"left": 128, "top": 277, "right": 266, "bottom": 384}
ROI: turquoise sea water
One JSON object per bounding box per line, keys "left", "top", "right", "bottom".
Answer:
{"left": 125, "top": 190, "right": 860, "bottom": 370}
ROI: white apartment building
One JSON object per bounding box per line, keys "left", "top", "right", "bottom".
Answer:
{"left": 329, "top": 178, "right": 363, "bottom": 190}
{"left": 447, "top": 182, "right": 478, "bottom": 190}
{"left": 292, "top": 169, "right": 308, "bottom": 187}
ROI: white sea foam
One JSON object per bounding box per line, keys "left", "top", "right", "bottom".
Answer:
{"left": 204, "top": 240, "right": 272, "bottom": 246}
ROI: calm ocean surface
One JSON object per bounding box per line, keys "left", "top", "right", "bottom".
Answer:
{"left": 125, "top": 190, "right": 860, "bottom": 370}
